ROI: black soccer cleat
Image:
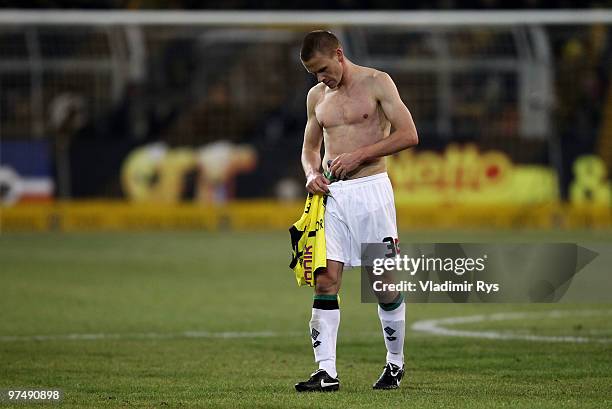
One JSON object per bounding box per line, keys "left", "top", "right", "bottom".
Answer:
{"left": 295, "top": 369, "right": 340, "bottom": 392}
{"left": 372, "top": 362, "right": 404, "bottom": 390}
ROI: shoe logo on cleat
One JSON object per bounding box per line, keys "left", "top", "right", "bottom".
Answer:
{"left": 311, "top": 328, "right": 320, "bottom": 340}
{"left": 312, "top": 340, "right": 321, "bottom": 349}
{"left": 320, "top": 380, "right": 339, "bottom": 388}
{"left": 384, "top": 326, "right": 396, "bottom": 336}
{"left": 388, "top": 364, "right": 402, "bottom": 377}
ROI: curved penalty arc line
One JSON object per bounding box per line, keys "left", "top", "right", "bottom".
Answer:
{"left": 411, "top": 310, "right": 612, "bottom": 344}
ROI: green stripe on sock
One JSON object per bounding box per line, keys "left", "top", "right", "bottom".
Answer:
{"left": 379, "top": 293, "right": 404, "bottom": 311}
{"left": 313, "top": 294, "right": 338, "bottom": 301}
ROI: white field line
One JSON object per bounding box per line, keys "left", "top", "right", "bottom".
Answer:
{"left": 3, "top": 310, "right": 611, "bottom": 343}
{"left": 411, "top": 310, "right": 612, "bottom": 344}
{"left": 0, "top": 330, "right": 385, "bottom": 343}
{"left": 0, "top": 331, "right": 303, "bottom": 342}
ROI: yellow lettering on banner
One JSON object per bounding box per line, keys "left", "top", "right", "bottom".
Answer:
{"left": 121, "top": 146, "right": 159, "bottom": 202}
{"left": 570, "top": 155, "right": 611, "bottom": 205}
{"left": 460, "top": 145, "right": 480, "bottom": 190}
{"left": 157, "top": 149, "right": 197, "bottom": 203}
{"left": 121, "top": 142, "right": 256, "bottom": 204}
{"left": 121, "top": 146, "right": 196, "bottom": 203}
{"left": 480, "top": 150, "right": 512, "bottom": 188}
{"left": 388, "top": 144, "right": 538, "bottom": 204}
{"left": 417, "top": 152, "right": 443, "bottom": 187}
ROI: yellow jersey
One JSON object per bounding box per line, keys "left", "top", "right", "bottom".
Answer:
{"left": 289, "top": 193, "right": 327, "bottom": 287}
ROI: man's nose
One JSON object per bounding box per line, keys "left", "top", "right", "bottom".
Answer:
{"left": 317, "top": 74, "right": 325, "bottom": 83}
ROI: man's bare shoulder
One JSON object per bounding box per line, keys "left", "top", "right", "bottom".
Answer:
{"left": 368, "top": 68, "right": 394, "bottom": 84}
{"left": 359, "top": 65, "right": 384, "bottom": 75}
{"left": 307, "top": 83, "right": 326, "bottom": 103}
{"left": 356, "top": 67, "right": 397, "bottom": 101}
{"left": 355, "top": 66, "right": 393, "bottom": 92}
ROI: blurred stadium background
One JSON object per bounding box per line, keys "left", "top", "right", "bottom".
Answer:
{"left": 1, "top": 3, "right": 611, "bottom": 408}
{"left": 0, "top": 4, "right": 610, "bottom": 230}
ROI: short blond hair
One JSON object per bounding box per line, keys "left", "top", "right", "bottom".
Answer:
{"left": 300, "top": 30, "right": 340, "bottom": 61}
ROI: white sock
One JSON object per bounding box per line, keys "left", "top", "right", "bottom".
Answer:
{"left": 310, "top": 307, "right": 340, "bottom": 378}
{"left": 378, "top": 302, "right": 405, "bottom": 367}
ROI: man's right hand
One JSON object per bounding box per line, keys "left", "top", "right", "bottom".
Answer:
{"left": 305, "top": 172, "right": 330, "bottom": 194}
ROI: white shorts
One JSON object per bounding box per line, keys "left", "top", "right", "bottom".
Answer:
{"left": 325, "top": 172, "right": 398, "bottom": 268}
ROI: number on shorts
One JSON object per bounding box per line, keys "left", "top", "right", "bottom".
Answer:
{"left": 382, "top": 236, "right": 400, "bottom": 257}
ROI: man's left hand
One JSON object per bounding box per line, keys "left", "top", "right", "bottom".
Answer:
{"left": 330, "top": 151, "right": 363, "bottom": 180}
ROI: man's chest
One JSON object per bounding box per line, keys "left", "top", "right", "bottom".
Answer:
{"left": 315, "top": 90, "right": 378, "bottom": 129}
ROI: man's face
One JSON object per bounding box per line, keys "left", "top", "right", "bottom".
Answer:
{"left": 302, "top": 49, "right": 344, "bottom": 89}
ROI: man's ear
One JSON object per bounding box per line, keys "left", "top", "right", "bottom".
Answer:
{"left": 336, "top": 48, "right": 344, "bottom": 62}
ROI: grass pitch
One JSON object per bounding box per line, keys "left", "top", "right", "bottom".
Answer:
{"left": 1, "top": 230, "right": 611, "bottom": 408}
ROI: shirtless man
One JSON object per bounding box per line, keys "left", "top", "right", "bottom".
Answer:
{"left": 294, "top": 31, "right": 418, "bottom": 392}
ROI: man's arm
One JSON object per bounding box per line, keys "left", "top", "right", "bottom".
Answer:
{"left": 330, "top": 72, "right": 418, "bottom": 179}
{"left": 301, "top": 86, "right": 330, "bottom": 194}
